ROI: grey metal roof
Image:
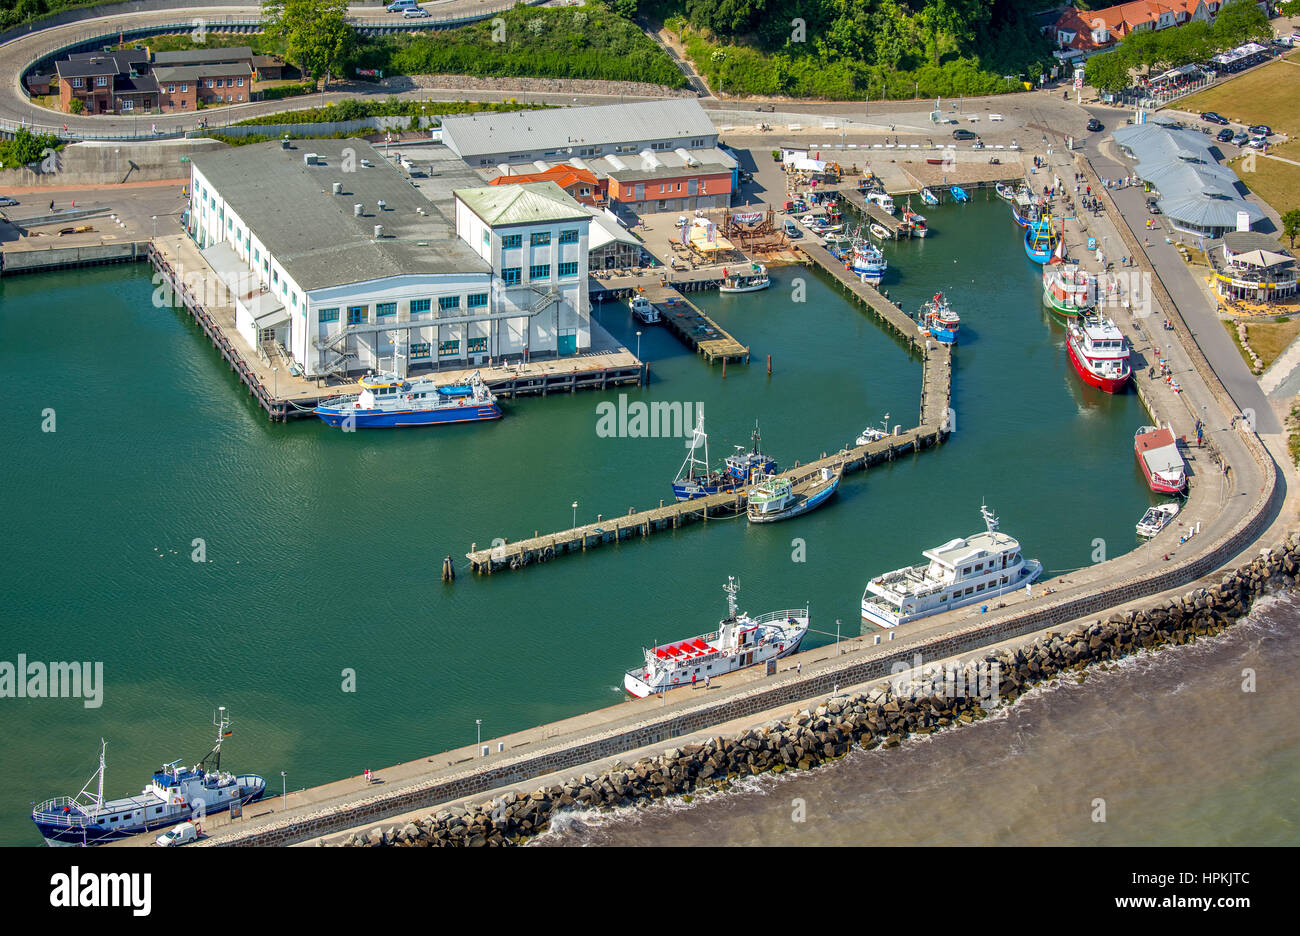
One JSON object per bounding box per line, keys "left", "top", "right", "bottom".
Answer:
{"left": 154, "top": 63, "right": 252, "bottom": 82}
{"left": 191, "top": 140, "right": 490, "bottom": 293}
{"left": 441, "top": 100, "right": 716, "bottom": 159}
{"left": 1222, "top": 231, "right": 1290, "bottom": 254}
{"left": 153, "top": 47, "right": 253, "bottom": 66}
{"left": 606, "top": 160, "right": 735, "bottom": 184}
{"left": 1112, "top": 121, "right": 1264, "bottom": 230}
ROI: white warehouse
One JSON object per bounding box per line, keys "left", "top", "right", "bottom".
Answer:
{"left": 186, "top": 139, "right": 592, "bottom": 379}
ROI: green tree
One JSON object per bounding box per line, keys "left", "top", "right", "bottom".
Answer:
{"left": 262, "top": 0, "right": 355, "bottom": 88}
{"left": 1210, "top": 0, "right": 1271, "bottom": 48}
{"left": 1279, "top": 0, "right": 1300, "bottom": 16}
{"left": 67, "top": 97, "right": 84, "bottom": 115}
{"left": 1084, "top": 48, "right": 1131, "bottom": 93}
{"left": 1283, "top": 209, "right": 1300, "bottom": 250}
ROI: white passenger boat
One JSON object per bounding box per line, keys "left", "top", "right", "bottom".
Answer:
{"left": 861, "top": 504, "right": 1042, "bottom": 628}
{"left": 631, "top": 295, "right": 661, "bottom": 324}
{"left": 866, "top": 191, "right": 896, "bottom": 214}
{"left": 623, "top": 578, "right": 809, "bottom": 697}
{"left": 719, "top": 262, "right": 770, "bottom": 293}
{"left": 1136, "top": 503, "right": 1180, "bottom": 538}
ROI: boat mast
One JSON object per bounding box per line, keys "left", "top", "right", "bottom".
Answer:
{"left": 723, "top": 577, "right": 739, "bottom": 622}
{"left": 95, "top": 740, "right": 105, "bottom": 811}
{"left": 201, "top": 706, "right": 231, "bottom": 774}
{"left": 981, "top": 502, "right": 999, "bottom": 533}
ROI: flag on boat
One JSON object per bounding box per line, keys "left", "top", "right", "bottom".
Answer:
{"left": 1048, "top": 233, "right": 1065, "bottom": 264}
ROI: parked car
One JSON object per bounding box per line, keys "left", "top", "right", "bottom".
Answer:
{"left": 1216, "top": 128, "right": 1235, "bottom": 143}
{"left": 0, "top": 195, "right": 18, "bottom": 207}
{"left": 1244, "top": 137, "right": 1268, "bottom": 150}
{"left": 1086, "top": 118, "right": 1103, "bottom": 132}
{"left": 1248, "top": 124, "right": 1272, "bottom": 137}
{"left": 1232, "top": 131, "right": 1250, "bottom": 146}
{"left": 782, "top": 219, "right": 801, "bottom": 238}
{"left": 952, "top": 128, "right": 978, "bottom": 141}
{"left": 402, "top": 6, "right": 430, "bottom": 16}
{"left": 386, "top": 0, "right": 417, "bottom": 10}
{"left": 1200, "top": 111, "right": 1228, "bottom": 125}
{"left": 155, "top": 821, "right": 198, "bottom": 847}
{"left": 1146, "top": 197, "right": 1161, "bottom": 215}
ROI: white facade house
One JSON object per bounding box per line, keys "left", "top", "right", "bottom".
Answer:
{"left": 453, "top": 182, "right": 592, "bottom": 356}
{"left": 187, "top": 141, "right": 590, "bottom": 378}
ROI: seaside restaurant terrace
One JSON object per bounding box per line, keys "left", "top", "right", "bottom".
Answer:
{"left": 1212, "top": 232, "right": 1297, "bottom": 305}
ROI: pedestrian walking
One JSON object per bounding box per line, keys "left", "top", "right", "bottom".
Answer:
{"left": 704, "top": 675, "right": 710, "bottom": 689}
{"left": 796, "top": 661, "right": 802, "bottom": 676}
{"left": 691, "top": 673, "right": 697, "bottom": 688}
{"left": 48, "top": 200, "right": 54, "bottom": 211}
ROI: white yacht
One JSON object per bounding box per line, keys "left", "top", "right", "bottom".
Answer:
{"left": 861, "top": 505, "right": 1042, "bottom": 628}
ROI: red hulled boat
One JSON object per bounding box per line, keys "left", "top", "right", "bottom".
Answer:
{"left": 1134, "top": 425, "right": 1187, "bottom": 494}
{"left": 1066, "top": 314, "right": 1131, "bottom": 393}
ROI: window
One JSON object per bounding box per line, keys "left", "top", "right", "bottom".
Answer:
{"left": 502, "top": 267, "right": 521, "bottom": 286}
{"left": 96, "top": 76, "right": 108, "bottom": 87}
{"left": 72, "top": 78, "right": 84, "bottom": 88}
{"left": 531, "top": 232, "right": 550, "bottom": 246}
{"left": 236, "top": 77, "right": 244, "bottom": 87}
{"left": 347, "top": 305, "right": 367, "bottom": 325}
{"left": 410, "top": 342, "right": 431, "bottom": 359}
{"left": 467, "top": 292, "right": 488, "bottom": 309}
{"left": 529, "top": 264, "right": 550, "bottom": 280}
{"left": 318, "top": 308, "right": 339, "bottom": 323}
{"left": 467, "top": 337, "right": 488, "bottom": 353}
{"left": 559, "top": 229, "right": 579, "bottom": 244}
{"left": 438, "top": 339, "right": 461, "bottom": 356}
{"left": 168, "top": 84, "right": 175, "bottom": 93}
{"left": 558, "top": 261, "right": 579, "bottom": 278}
{"left": 216, "top": 79, "right": 224, "bottom": 88}
{"left": 501, "top": 234, "right": 522, "bottom": 249}
{"left": 376, "top": 302, "right": 396, "bottom": 318}
{"left": 272, "top": 270, "right": 278, "bottom": 284}
{"left": 439, "top": 296, "right": 460, "bottom": 311}
{"left": 206, "top": 79, "right": 213, "bottom": 88}
{"left": 410, "top": 298, "right": 431, "bottom": 316}
{"left": 180, "top": 83, "right": 188, "bottom": 92}
{"left": 237, "top": 94, "right": 243, "bottom": 102}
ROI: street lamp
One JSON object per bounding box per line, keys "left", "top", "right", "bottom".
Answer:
{"left": 151, "top": 215, "right": 157, "bottom": 240}
{"left": 280, "top": 771, "right": 286, "bottom": 808}
{"left": 572, "top": 500, "right": 578, "bottom": 528}
{"left": 636, "top": 330, "right": 642, "bottom": 360}
{"left": 272, "top": 366, "right": 278, "bottom": 399}
{"left": 476, "top": 718, "right": 482, "bottom": 749}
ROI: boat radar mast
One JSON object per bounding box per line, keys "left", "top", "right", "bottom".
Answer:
{"left": 723, "top": 576, "right": 740, "bottom": 622}
{"left": 199, "top": 706, "right": 233, "bottom": 774}
{"left": 981, "top": 503, "right": 999, "bottom": 533}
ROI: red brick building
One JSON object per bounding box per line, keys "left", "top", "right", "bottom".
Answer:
{"left": 489, "top": 165, "right": 606, "bottom": 206}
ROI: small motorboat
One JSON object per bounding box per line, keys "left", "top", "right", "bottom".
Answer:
{"left": 630, "top": 295, "right": 660, "bottom": 324}
{"left": 869, "top": 222, "right": 891, "bottom": 240}
{"left": 949, "top": 186, "right": 969, "bottom": 202}
{"left": 856, "top": 414, "right": 891, "bottom": 447}
{"left": 995, "top": 181, "right": 1016, "bottom": 201}
{"left": 920, "top": 188, "right": 939, "bottom": 206}
{"left": 1136, "top": 503, "right": 1180, "bottom": 538}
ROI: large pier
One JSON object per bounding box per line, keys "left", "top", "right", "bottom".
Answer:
{"left": 643, "top": 284, "right": 750, "bottom": 364}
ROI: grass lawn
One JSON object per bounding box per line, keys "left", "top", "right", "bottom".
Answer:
{"left": 1222, "top": 316, "right": 1300, "bottom": 372}
{"left": 1178, "top": 56, "right": 1300, "bottom": 138}
{"left": 1227, "top": 140, "right": 1300, "bottom": 221}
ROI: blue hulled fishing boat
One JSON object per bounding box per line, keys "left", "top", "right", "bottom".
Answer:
{"left": 1024, "top": 215, "right": 1059, "bottom": 264}
{"left": 673, "top": 410, "right": 776, "bottom": 501}
{"left": 315, "top": 371, "right": 501, "bottom": 429}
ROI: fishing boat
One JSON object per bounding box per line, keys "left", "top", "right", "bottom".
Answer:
{"left": 31, "top": 708, "right": 265, "bottom": 846}
{"left": 903, "top": 208, "right": 928, "bottom": 238}
{"left": 920, "top": 187, "right": 939, "bottom": 206}
{"left": 850, "top": 240, "right": 887, "bottom": 285}
{"left": 623, "top": 578, "right": 808, "bottom": 697}
{"left": 630, "top": 294, "right": 661, "bottom": 324}
{"left": 995, "top": 181, "right": 1017, "bottom": 201}
{"left": 672, "top": 411, "right": 777, "bottom": 501}
{"left": 866, "top": 191, "right": 896, "bottom": 214}
{"left": 314, "top": 371, "right": 501, "bottom": 428}
{"left": 1024, "top": 214, "right": 1059, "bottom": 264}
{"left": 861, "top": 504, "right": 1042, "bottom": 628}
{"left": 949, "top": 186, "right": 969, "bottom": 202}
{"left": 1042, "top": 261, "right": 1096, "bottom": 318}
{"left": 746, "top": 464, "right": 842, "bottom": 523}
{"left": 856, "top": 413, "right": 891, "bottom": 446}
{"left": 719, "top": 262, "right": 770, "bottom": 293}
{"left": 1136, "top": 503, "right": 1180, "bottom": 538}
{"left": 869, "top": 222, "right": 891, "bottom": 241}
{"left": 918, "top": 292, "right": 960, "bottom": 344}
{"left": 1011, "top": 189, "right": 1040, "bottom": 227}
{"left": 1067, "top": 314, "right": 1131, "bottom": 393}
{"left": 1134, "top": 425, "right": 1186, "bottom": 494}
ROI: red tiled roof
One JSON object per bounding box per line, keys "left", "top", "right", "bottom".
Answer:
{"left": 489, "top": 165, "right": 599, "bottom": 191}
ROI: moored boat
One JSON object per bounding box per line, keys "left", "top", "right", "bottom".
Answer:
{"left": 995, "top": 181, "right": 1016, "bottom": 201}
{"left": 1134, "top": 425, "right": 1187, "bottom": 494}
{"left": 869, "top": 222, "right": 891, "bottom": 240}
{"left": 918, "top": 292, "right": 960, "bottom": 344}
{"left": 1042, "top": 262, "right": 1096, "bottom": 318}
{"left": 949, "top": 186, "right": 969, "bottom": 202}
{"left": 746, "top": 464, "right": 843, "bottom": 523}
{"left": 630, "top": 294, "right": 661, "bottom": 324}
{"left": 850, "top": 239, "right": 887, "bottom": 285}
{"left": 1067, "top": 314, "right": 1131, "bottom": 393}
{"left": 856, "top": 413, "right": 891, "bottom": 447}
{"left": 315, "top": 371, "right": 501, "bottom": 428}
{"left": 1024, "top": 214, "right": 1059, "bottom": 264}
{"left": 719, "top": 262, "right": 770, "bottom": 293}
{"left": 920, "top": 187, "right": 939, "bottom": 206}
{"left": 1137, "top": 503, "right": 1180, "bottom": 538}
{"left": 866, "top": 191, "right": 896, "bottom": 214}
{"left": 861, "top": 504, "right": 1042, "bottom": 628}
{"left": 903, "top": 208, "right": 928, "bottom": 237}
{"left": 623, "top": 578, "right": 808, "bottom": 697}
{"left": 672, "top": 411, "right": 776, "bottom": 501}
{"left": 31, "top": 708, "right": 264, "bottom": 846}
{"left": 1011, "top": 189, "right": 1040, "bottom": 227}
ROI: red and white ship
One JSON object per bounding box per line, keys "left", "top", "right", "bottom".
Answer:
{"left": 1134, "top": 425, "right": 1187, "bottom": 494}
{"left": 623, "top": 578, "right": 808, "bottom": 697}
{"left": 1042, "top": 263, "right": 1097, "bottom": 318}
{"left": 1066, "top": 315, "right": 1131, "bottom": 393}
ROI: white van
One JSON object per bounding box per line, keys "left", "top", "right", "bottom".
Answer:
{"left": 386, "top": 0, "right": 418, "bottom": 11}
{"left": 156, "top": 821, "right": 198, "bottom": 847}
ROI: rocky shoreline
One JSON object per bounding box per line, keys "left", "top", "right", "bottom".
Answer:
{"left": 336, "top": 535, "right": 1299, "bottom": 847}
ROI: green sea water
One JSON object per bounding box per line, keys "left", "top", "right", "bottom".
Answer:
{"left": 0, "top": 196, "right": 1155, "bottom": 845}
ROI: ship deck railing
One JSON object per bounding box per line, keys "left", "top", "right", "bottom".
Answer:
{"left": 32, "top": 797, "right": 95, "bottom": 825}
{"left": 746, "top": 607, "right": 810, "bottom": 626}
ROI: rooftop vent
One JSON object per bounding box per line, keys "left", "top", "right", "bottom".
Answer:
{"left": 373, "top": 224, "right": 384, "bottom": 239}
{"left": 304, "top": 152, "right": 318, "bottom": 166}
{"left": 377, "top": 199, "right": 387, "bottom": 210}
{"left": 354, "top": 203, "right": 363, "bottom": 217}
{"left": 360, "top": 159, "right": 373, "bottom": 168}
{"left": 332, "top": 182, "right": 343, "bottom": 195}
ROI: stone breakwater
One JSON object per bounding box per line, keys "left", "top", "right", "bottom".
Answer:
{"left": 338, "top": 535, "right": 1300, "bottom": 847}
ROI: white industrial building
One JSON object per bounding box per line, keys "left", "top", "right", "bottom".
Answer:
{"left": 441, "top": 98, "right": 719, "bottom": 168}
{"left": 186, "top": 140, "right": 592, "bottom": 379}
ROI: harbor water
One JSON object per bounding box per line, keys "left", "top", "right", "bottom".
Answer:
{"left": 1, "top": 195, "right": 1191, "bottom": 846}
